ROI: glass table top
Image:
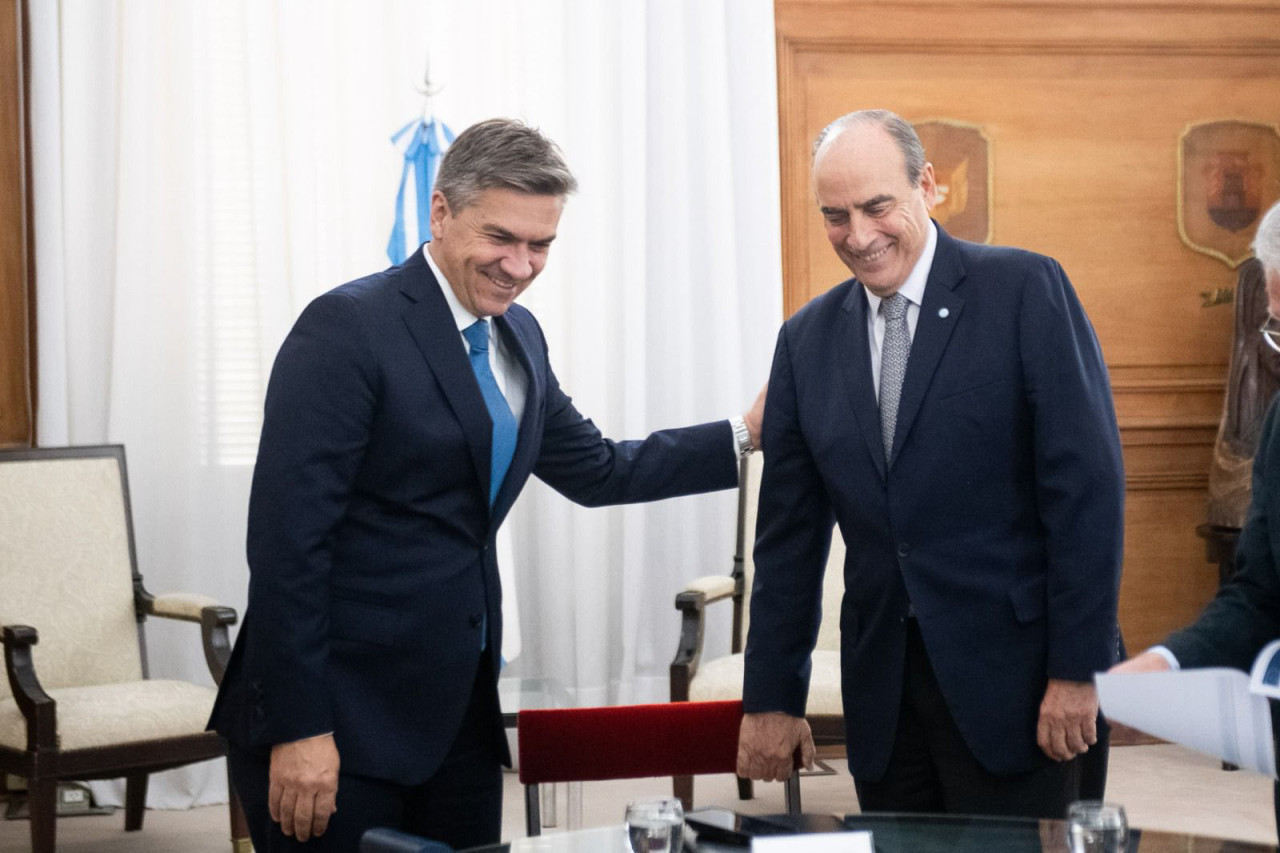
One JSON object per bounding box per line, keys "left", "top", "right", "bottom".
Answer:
{"left": 461, "top": 812, "right": 1280, "bottom": 852}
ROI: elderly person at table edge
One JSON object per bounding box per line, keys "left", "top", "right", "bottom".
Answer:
{"left": 1111, "top": 198, "right": 1280, "bottom": 825}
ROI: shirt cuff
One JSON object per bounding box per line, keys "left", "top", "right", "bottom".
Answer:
{"left": 1147, "top": 645, "right": 1181, "bottom": 670}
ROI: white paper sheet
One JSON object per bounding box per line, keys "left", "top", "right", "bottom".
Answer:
{"left": 751, "top": 831, "right": 874, "bottom": 852}
{"left": 1096, "top": 670, "right": 1276, "bottom": 777}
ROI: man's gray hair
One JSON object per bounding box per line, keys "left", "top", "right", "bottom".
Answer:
{"left": 1255, "top": 200, "right": 1280, "bottom": 273}
{"left": 435, "top": 118, "right": 578, "bottom": 211}
{"left": 812, "top": 109, "right": 926, "bottom": 187}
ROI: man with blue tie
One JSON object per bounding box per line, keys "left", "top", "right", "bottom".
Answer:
{"left": 209, "top": 118, "right": 760, "bottom": 850}
{"left": 735, "top": 110, "right": 1125, "bottom": 818}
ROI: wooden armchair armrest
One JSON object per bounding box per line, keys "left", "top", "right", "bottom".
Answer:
{"left": 676, "top": 574, "right": 736, "bottom": 605}
{"left": 138, "top": 592, "right": 239, "bottom": 686}
{"left": 671, "top": 574, "right": 738, "bottom": 701}
{"left": 145, "top": 592, "right": 222, "bottom": 622}
{"left": 1, "top": 625, "right": 57, "bottom": 751}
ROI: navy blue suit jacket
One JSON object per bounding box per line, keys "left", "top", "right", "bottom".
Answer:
{"left": 1167, "top": 396, "right": 1280, "bottom": 670}
{"left": 742, "top": 225, "right": 1124, "bottom": 780}
{"left": 209, "top": 248, "right": 737, "bottom": 784}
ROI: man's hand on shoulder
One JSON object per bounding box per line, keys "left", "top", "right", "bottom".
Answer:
{"left": 269, "top": 732, "right": 340, "bottom": 842}
{"left": 1036, "top": 679, "right": 1098, "bottom": 762}
{"left": 737, "top": 711, "right": 815, "bottom": 782}
{"left": 1108, "top": 651, "right": 1173, "bottom": 675}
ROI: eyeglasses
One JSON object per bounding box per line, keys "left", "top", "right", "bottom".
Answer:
{"left": 1262, "top": 314, "right": 1280, "bottom": 354}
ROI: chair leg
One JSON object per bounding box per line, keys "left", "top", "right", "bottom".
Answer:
{"left": 525, "top": 783, "right": 542, "bottom": 837}
{"left": 125, "top": 773, "right": 148, "bottom": 831}
{"left": 28, "top": 776, "right": 57, "bottom": 853}
{"left": 673, "top": 774, "right": 693, "bottom": 812}
{"left": 784, "top": 774, "right": 802, "bottom": 816}
{"left": 227, "top": 766, "right": 252, "bottom": 852}
{"left": 736, "top": 775, "right": 754, "bottom": 801}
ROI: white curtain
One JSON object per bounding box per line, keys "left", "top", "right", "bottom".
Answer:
{"left": 30, "top": 0, "right": 782, "bottom": 807}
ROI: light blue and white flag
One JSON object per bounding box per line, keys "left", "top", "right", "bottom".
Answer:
{"left": 386, "top": 116, "right": 455, "bottom": 263}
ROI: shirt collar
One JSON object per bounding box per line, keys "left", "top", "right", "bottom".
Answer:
{"left": 423, "top": 243, "right": 481, "bottom": 334}
{"left": 863, "top": 220, "right": 939, "bottom": 316}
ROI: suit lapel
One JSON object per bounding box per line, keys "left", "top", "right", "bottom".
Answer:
{"left": 397, "top": 252, "right": 493, "bottom": 504}
{"left": 890, "top": 227, "right": 966, "bottom": 463}
{"left": 836, "top": 284, "right": 888, "bottom": 480}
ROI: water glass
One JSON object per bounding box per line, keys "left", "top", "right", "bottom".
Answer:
{"left": 1066, "top": 800, "right": 1128, "bottom": 853}
{"left": 625, "top": 797, "right": 684, "bottom": 853}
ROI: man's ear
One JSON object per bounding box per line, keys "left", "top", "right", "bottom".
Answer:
{"left": 919, "top": 162, "right": 938, "bottom": 210}
{"left": 428, "top": 190, "right": 451, "bottom": 240}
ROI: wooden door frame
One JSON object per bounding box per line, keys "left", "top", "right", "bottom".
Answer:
{"left": 0, "top": 0, "right": 33, "bottom": 448}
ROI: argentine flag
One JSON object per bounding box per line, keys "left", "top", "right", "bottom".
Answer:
{"left": 387, "top": 116, "right": 455, "bottom": 264}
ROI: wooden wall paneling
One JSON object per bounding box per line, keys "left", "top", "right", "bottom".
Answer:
{"left": 774, "top": 0, "right": 1280, "bottom": 649}
{"left": 0, "top": 0, "right": 31, "bottom": 448}
{"left": 1122, "top": 490, "right": 1223, "bottom": 652}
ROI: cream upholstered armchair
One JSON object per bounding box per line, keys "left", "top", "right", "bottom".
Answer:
{"left": 0, "top": 445, "right": 248, "bottom": 853}
{"left": 670, "top": 452, "right": 846, "bottom": 810}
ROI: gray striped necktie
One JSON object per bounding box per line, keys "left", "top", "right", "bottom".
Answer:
{"left": 879, "top": 292, "right": 911, "bottom": 459}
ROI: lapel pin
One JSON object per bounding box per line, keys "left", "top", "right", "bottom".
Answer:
{"left": 938, "top": 307, "right": 950, "bottom": 319}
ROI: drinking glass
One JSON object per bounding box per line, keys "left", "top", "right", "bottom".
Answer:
{"left": 625, "top": 797, "right": 684, "bottom": 853}
{"left": 1067, "top": 800, "right": 1128, "bottom": 853}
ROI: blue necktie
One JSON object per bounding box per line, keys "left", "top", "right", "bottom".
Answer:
{"left": 463, "top": 319, "right": 519, "bottom": 507}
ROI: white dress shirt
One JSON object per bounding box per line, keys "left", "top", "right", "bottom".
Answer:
{"left": 424, "top": 245, "right": 528, "bottom": 424}
{"left": 864, "top": 221, "right": 939, "bottom": 396}
{"left": 1147, "top": 646, "right": 1181, "bottom": 669}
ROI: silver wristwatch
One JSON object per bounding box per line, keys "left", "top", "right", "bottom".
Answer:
{"left": 731, "top": 416, "right": 756, "bottom": 459}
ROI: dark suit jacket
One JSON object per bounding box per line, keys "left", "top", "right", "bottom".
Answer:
{"left": 209, "top": 248, "right": 737, "bottom": 784}
{"left": 1167, "top": 396, "right": 1280, "bottom": 670}
{"left": 742, "top": 225, "right": 1125, "bottom": 780}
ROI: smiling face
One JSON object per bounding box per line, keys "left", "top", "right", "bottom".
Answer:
{"left": 427, "top": 187, "right": 564, "bottom": 317}
{"left": 813, "top": 122, "right": 937, "bottom": 298}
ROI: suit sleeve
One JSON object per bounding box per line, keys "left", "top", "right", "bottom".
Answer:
{"left": 740, "top": 324, "right": 835, "bottom": 717}
{"left": 1020, "top": 257, "right": 1126, "bottom": 681}
{"left": 531, "top": 354, "right": 738, "bottom": 505}
{"left": 243, "top": 291, "right": 377, "bottom": 744}
{"left": 1166, "top": 398, "right": 1280, "bottom": 670}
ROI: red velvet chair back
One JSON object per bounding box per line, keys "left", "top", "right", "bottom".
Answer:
{"left": 517, "top": 699, "right": 797, "bottom": 836}
{"left": 517, "top": 699, "right": 743, "bottom": 785}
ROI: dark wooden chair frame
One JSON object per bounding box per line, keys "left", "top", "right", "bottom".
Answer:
{"left": 0, "top": 445, "right": 250, "bottom": 853}
{"left": 670, "top": 457, "right": 846, "bottom": 811}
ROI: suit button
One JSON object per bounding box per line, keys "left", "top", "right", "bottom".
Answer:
{"left": 897, "top": 543, "right": 910, "bottom": 558}
{"left": 469, "top": 614, "right": 484, "bottom": 628}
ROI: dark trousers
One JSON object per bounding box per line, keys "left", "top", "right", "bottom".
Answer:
{"left": 1271, "top": 699, "right": 1280, "bottom": 832}
{"left": 1078, "top": 712, "right": 1110, "bottom": 801}
{"left": 228, "top": 657, "right": 505, "bottom": 851}
{"left": 1078, "top": 627, "right": 1123, "bottom": 801}
{"left": 854, "top": 619, "right": 1081, "bottom": 819}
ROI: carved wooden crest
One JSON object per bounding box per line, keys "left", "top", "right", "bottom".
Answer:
{"left": 1178, "top": 120, "right": 1280, "bottom": 268}
{"left": 914, "top": 119, "right": 992, "bottom": 244}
